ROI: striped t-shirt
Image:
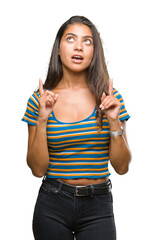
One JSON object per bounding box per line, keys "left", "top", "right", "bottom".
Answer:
{"left": 22, "top": 88, "right": 130, "bottom": 179}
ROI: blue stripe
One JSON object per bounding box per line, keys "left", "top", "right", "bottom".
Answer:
{"left": 48, "top": 164, "right": 108, "bottom": 169}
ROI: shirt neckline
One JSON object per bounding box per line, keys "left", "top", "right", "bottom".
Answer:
{"left": 51, "top": 106, "right": 96, "bottom": 124}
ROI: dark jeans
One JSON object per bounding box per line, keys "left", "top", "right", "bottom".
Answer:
{"left": 33, "top": 179, "right": 116, "bottom": 240}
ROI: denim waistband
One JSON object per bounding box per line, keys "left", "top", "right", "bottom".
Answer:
{"left": 43, "top": 177, "right": 112, "bottom": 197}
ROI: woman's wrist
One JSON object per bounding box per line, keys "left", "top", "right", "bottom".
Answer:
{"left": 108, "top": 118, "right": 121, "bottom": 131}
{"left": 37, "top": 117, "right": 48, "bottom": 126}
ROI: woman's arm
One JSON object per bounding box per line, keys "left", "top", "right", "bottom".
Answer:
{"left": 108, "top": 119, "right": 131, "bottom": 175}
{"left": 26, "top": 79, "right": 58, "bottom": 177}
{"left": 27, "top": 121, "right": 50, "bottom": 177}
{"left": 100, "top": 80, "right": 131, "bottom": 175}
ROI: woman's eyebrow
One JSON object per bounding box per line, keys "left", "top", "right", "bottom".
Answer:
{"left": 82, "top": 35, "right": 93, "bottom": 39}
{"left": 65, "top": 33, "right": 77, "bottom": 37}
{"left": 65, "top": 33, "right": 93, "bottom": 39}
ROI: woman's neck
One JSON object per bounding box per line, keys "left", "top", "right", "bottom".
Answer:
{"left": 57, "top": 70, "right": 88, "bottom": 90}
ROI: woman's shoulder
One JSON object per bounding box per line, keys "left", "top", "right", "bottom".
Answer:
{"left": 113, "top": 87, "right": 130, "bottom": 121}
{"left": 113, "top": 88, "right": 124, "bottom": 103}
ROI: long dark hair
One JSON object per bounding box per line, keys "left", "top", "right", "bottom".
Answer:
{"left": 43, "top": 16, "right": 109, "bottom": 131}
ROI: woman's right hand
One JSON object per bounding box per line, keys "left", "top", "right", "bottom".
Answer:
{"left": 38, "top": 79, "right": 58, "bottom": 123}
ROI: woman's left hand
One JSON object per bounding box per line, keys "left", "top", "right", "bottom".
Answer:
{"left": 99, "top": 80, "right": 122, "bottom": 122}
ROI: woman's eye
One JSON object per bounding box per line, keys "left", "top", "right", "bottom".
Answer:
{"left": 67, "top": 37, "right": 74, "bottom": 42}
{"left": 84, "top": 39, "right": 91, "bottom": 45}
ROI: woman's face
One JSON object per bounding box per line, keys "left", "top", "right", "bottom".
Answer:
{"left": 59, "top": 23, "right": 94, "bottom": 73}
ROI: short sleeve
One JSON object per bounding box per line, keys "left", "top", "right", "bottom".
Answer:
{"left": 113, "top": 88, "right": 130, "bottom": 121}
{"left": 21, "top": 91, "right": 40, "bottom": 126}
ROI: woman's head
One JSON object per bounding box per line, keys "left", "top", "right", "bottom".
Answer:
{"left": 58, "top": 23, "right": 94, "bottom": 74}
{"left": 44, "top": 16, "right": 110, "bottom": 130}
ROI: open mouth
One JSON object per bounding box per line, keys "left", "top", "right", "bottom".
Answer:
{"left": 71, "top": 55, "right": 84, "bottom": 63}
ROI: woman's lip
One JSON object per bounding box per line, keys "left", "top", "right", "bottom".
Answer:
{"left": 71, "top": 58, "right": 83, "bottom": 64}
{"left": 71, "top": 54, "right": 83, "bottom": 59}
{"left": 71, "top": 55, "right": 84, "bottom": 63}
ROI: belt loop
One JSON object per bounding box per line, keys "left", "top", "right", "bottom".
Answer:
{"left": 90, "top": 185, "right": 94, "bottom": 198}
{"left": 109, "top": 179, "right": 112, "bottom": 189}
{"left": 56, "top": 182, "right": 63, "bottom": 193}
{"left": 42, "top": 175, "right": 46, "bottom": 182}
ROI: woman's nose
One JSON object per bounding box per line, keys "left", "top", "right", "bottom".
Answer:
{"left": 74, "top": 40, "right": 83, "bottom": 51}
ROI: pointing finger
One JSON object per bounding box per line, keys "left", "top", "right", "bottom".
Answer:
{"left": 109, "top": 79, "right": 113, "bottom": 96}
{"left": 39, "top": 78, "right": 44, "bottom": 96}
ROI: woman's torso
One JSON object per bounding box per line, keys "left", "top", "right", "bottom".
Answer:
{"left": 50, "top": 86, "right": 108, "bottom": 186}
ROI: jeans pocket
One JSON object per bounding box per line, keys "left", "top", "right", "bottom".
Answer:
{"left": 38, "top": 182, "right": 59, "bottom": 199}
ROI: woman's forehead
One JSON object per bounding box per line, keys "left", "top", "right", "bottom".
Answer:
{"left": 63, "top": 23, "right": 93, "bottom": 37}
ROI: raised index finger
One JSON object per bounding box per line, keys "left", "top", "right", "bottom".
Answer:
{"left": 109, "top": 79, "right": 114, "bottom": 96}
{"left": 39, "top": 78, "right": 44, "bottom": 96}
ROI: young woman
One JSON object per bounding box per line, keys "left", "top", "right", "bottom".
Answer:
{"left": 22, "top": 16, "right": 131, "bottom": 240}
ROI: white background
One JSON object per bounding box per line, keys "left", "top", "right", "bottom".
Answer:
{"left": 0, "top": 0, "right": 153, "bottom": 239}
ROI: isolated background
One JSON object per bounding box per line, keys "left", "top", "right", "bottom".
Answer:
{"left": 0, "top": 0, "right": 153, "bottom": 239}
